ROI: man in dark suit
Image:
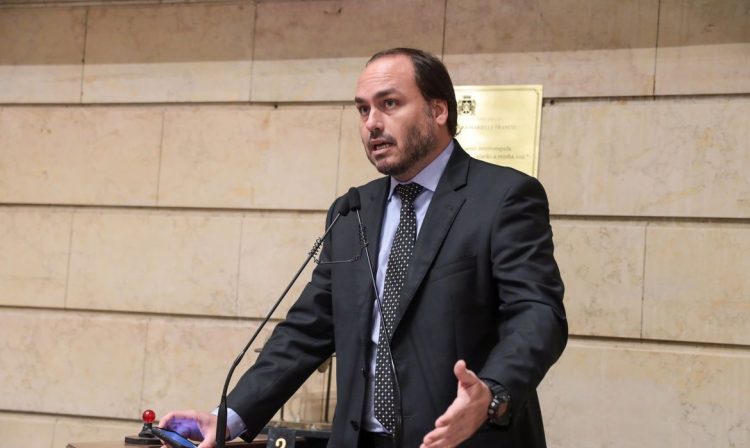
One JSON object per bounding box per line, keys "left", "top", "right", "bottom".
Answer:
{"left": 160, "top": 48, "right": 566, "bottom": 448}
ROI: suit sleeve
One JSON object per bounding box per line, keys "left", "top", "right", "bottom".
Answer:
{"left": 226, "top": 200, "right": 339, "bottom": 440}
{"left": 478, "top": 174, "right": 568, "bottom": 412}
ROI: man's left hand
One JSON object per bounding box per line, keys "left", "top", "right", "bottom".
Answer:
{"left": 420, "top": 360, "right": 491, "bottom": 448}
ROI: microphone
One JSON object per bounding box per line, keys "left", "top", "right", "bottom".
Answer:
{"left": 215, "top": 190, "right": 356, "bottom": 448}
{"left": 350, "top": 187, "right": 403, "bottom": 448}
{"left": 347, "top": 186, "right": 361, "bottom": 211}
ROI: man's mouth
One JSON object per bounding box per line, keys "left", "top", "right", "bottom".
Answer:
{"left": 370, "top": 139, "right": 395, "bottom": 153}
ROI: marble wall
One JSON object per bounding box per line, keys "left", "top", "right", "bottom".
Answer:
{"left": 0, "top": 0, "right": 748, "bottom": 447}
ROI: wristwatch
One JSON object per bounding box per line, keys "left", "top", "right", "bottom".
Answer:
{"left": 483, "top": 380, "right": 511, "bottom": 427}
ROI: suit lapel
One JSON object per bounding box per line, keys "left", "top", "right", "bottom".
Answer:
{"left": 391, "top": 144, "right": 470, "bottom": 335}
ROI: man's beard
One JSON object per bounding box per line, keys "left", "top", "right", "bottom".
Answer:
{"left": 369, "top": 115, "right": 438, "bottom": 178}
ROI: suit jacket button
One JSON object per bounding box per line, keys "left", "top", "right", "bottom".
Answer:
{"left": 361, "top": 367, "right": 367, "bottom": 378}
{"left": 350, "top": 420, "right": 360, "bottom": 431}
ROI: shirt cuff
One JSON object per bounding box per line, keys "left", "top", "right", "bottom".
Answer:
{"left": 210, "top": 407, "right": 247, "bottom": 440}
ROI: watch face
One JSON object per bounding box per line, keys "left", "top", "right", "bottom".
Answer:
{"left": 489, "top": 392, "right": 511, "bottom": 426}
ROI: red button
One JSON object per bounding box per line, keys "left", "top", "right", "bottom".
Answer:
{"left": 142, "top": 409, "right": 156, "bottom": 424}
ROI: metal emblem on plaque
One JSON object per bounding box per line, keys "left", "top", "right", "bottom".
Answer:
{"left": 454, "top": 85, "right": 543, "bottom": 178}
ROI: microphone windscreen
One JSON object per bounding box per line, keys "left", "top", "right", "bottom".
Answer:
{"left": 347, "top": 187, "right": 362, "bottom": 211}
{"left": 336, "top": 194, "right": 351, "bottom": 216}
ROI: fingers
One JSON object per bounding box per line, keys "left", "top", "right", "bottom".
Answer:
{"left": 453, "top": 359, "right": 479, "bottom": 388}
{"left": 434, "top": 400, "right": 459, "bottom": 427}
{"left": 158, "top": 409, "right": 198, "bottom": 429}
{"left": 157, "top": 411, "right": 175, "bottom": 429}
{"left": 423, "top": 360, "right": 492, "bottom": 447}
{"left": 421, "top": 425, "right": 450, "bottom": 448}
{"left": 197, "top": 440, "right": 217, "bottom": 448}
{"left": 156, "top": 409, "right": 210, "bottom": 442}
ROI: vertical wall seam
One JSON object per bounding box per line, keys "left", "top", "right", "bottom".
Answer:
{"left": 154, "top": 108, "right": 166, "bottom": 206}
{"left": 640, "top": 222, "right": 650, "bottom": 339}
{"left": 63, "top": 210, "right": 75, "bottom": 309}
{"left": 50, "top": 417, "right": 59, "bottom": 448}
{"left": 440, "top": 0, "right": 449, "bottom": 58}
{"left": 248, "top": 0, "right": 259, "bottom": 102}
{"left": 234, "top": 216, "right": 245, "bottom": 317}
{"left": 652, "top": 0, "right": 662, "bottom": 98}
{"left": 334, "top": 106, "right": 344, "bottom": 197}
{"left": 79, "top": 7, "right": 90, "bottom": 104}
{"left": 138, "top": 317, "right": 152, "bottom": 412}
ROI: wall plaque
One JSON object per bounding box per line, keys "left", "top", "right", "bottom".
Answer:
{"left": 454, "top": 85, "right": 542, "bottom": 177}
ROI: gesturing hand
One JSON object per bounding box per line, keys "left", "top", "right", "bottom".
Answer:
{"left": 158, "top": 410, "right": 219, "bottom": 448}
{"left": 420, "top": 360, "right": 491, "bottom": 448}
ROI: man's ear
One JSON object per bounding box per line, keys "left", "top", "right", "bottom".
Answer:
{"left": 431, "top": 99, "right": 449, "bottom": 127}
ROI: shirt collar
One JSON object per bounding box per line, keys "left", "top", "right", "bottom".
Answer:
{"left": 388, "top": 140, "right": 455, "bottom": 199}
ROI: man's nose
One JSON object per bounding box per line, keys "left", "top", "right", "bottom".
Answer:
{"left": 365, "top": 109, "right": 383, "bottom": 133}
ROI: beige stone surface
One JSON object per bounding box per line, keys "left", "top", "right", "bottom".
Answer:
{"left": 0, "top": 106, "right": 162, "bottom": 206}
{"left": 326, "top": 357, "right": 337, "bottom": 423}
{"left": 158, "top": 105, "right": 341, "bottom": 210}
{"left": 82, "top": 2, "right": 254, "bottom": 102}
{"left": 553, "top": 220, "right": 646, "bottom": 338}
{"left": 251, "top": 0, "right": 444, "bottom": 101}
{"left": 67, "top": 210, "right": 242, "bottom": 316}
{"left": 0, "top": 208, "right": 72, "bottom": 308}
{"left": 53, "top": 417, "right": 137, "bottom": 447}
{"left": 141, "top": 317, "right": 269, "bottom": 415}
{"left": 0, "top": 412, "right": 55, "bottom": 448}
{"left": 643, "top": 223, "right": 750, "bottom": 346}
{"left": 444, "top": 0, "right": 658, "bottom": 97}
{"left": 237, "top": 212, "right": 326, "bottom": 319}
{"left": 541, "top": 339, "right": 750, "bottom": 448}
{"left": 0, "top": 7, "right": 85, "bottom": 103}
{"left": 143, "top": 316, "right": 329, "bottom": 423}
{"left": 656, "top": 0, "right": 750, "bottom": 95}
{"left": 336, "top": 107, "right": 381, "bottom": 194}
{"left": 0, "top": 309, "right": 147, "bottom": 418}
{"left": 539, "top": 97, "right": 750, "bottom": 218}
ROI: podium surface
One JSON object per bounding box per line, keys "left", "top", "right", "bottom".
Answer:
{"left": 67, "top": 441, "right": 265, "bottom": 448}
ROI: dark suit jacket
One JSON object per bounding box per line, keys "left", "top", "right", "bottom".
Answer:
{"left": 228, "top": 143, "right": 567, "bottom": 447}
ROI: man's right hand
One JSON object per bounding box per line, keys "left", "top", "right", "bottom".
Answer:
{"left": 158, "top": 410, "right": 219, "bottom": 448}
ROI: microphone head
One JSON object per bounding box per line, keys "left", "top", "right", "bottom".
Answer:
{"left": 336, "top": 194, "right": 351, "bottom": 216}
{"left": 347, "top": 187, "right": 361, "bottom": 212}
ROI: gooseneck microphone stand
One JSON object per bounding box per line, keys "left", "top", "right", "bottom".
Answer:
{"left": 215, "top": 195, "right": 352, "bottom": 448}
{"left": 349, "top": 188, "right": 404, "bottom": 448}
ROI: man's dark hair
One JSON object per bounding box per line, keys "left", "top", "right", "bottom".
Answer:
{"left": 367, "top": 48, "right": 458, "bottom": 137}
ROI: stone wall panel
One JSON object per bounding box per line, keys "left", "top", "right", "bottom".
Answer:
{"left": 237, "top": 212, "right": 325, "bottom": 319}
{"left": 251, "top": 0, "right": 444, "bottom": 102}
{"left": 643, "top": 223, "right": 750, "bottom": 345}
{"left": 540, "top": 340, "right": 750, "bottom": 448}
{"left": 553, "top": 220, "right": 646, "bottom": 338}
{"left": 444, "top": 0, "right": 658, "bottom": 97}
{"left": 0, "top": 208, "right": 72, "bottom": 308}
{"left": 656, "top": 0, "right": 750, "bottom": 95}
{"left": 0, "top": 106, "right": 162, "bottom": 206}
{"left": 0, "top": 412, "right": 55, "bottom": 448}
{"left": 67, "top": 210, "right": 242, "bottom": 316}
{"left": 158, "top": 106, "right": 341, "bottom": 210}
{"left": 0, "top": 310, "right": 147, "bottom": 418}
{"left": 0, "top": 7, "right": 85, "bottom": 103}
{"left": 82, "top": 2, "right": 254, "bottom": 102}
{"left": 539, "top": 97, "right": 750, "bottom": 218}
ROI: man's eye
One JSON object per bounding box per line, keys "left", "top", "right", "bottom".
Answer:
{"left": 357, "top": 106, "right": 370, "bottom": 116}
{"left": 384, "top": 99, "right": 397, "bottom": 108}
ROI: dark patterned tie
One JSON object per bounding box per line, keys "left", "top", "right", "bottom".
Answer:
{"left": 374, "top": 182, "right": 424, "bottom": 433}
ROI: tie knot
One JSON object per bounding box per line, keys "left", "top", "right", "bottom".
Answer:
{"left": 395, "top": 183, "right": 423, "bottom": 205}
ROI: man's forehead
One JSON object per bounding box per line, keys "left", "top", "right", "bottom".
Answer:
{"left": 355, "top": 54, "right": 416, "bottom": 99}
